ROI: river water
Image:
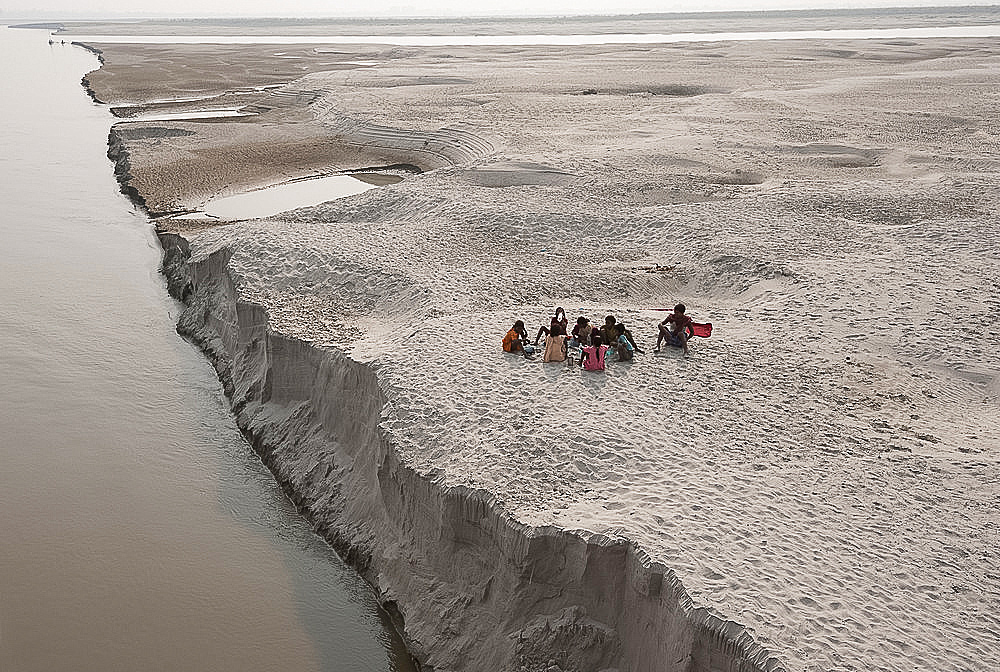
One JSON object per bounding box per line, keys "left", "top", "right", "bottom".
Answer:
{"left": 0, "top": 26, "right": 411, "bottom": 672}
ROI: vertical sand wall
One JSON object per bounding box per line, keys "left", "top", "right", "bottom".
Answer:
{"left": 161, "top": 235, "right": 784, "bottom": 672}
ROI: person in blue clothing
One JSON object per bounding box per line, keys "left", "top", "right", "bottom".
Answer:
{"left": 612, "top": 323, "right": 635, "bottom": 361}
{"left": 616, "top": 321, "right": 643, "bottom": 355}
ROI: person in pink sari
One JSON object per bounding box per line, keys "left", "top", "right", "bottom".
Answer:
{"left": 579, "top": 334, "right": 609, "bottom": 371}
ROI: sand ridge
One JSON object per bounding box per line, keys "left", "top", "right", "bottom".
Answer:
{"left": 86, "top": 27, "right": 1000, "bottom": 672}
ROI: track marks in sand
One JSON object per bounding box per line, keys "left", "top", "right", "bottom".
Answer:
{"left": 304, "top": 74, "right": 495, "bottom": 168}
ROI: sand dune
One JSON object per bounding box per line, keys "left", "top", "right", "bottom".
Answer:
{"left": 87, "top": 31, "right": 999, "bottom": 672}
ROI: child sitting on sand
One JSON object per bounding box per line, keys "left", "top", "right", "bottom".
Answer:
{"left": 656, "top": 303, "right": 694, "bottom": 354}
{"left": 579, "top": 334, "right": 609, "bottom": 371}
{"left": 534, "top": 307, "right": 568, "bottom": 345}
{"left": 600, "top": 315, "right": 643, "bottom": 355}
{"left": 617, "top": 320, "right": 643, "bottom": 354}
{"left": 569, "top": 316, "right": 593, "bottom": 348}
{"left": 599, "top": 315, "right": 617, "bottom": 345}
{"left": 612, "top": 323, "right": 635, "bottom": 361}
{"left": 542, "top": 323, "right": 568, "bottom": 363}
{"left": 502, "top": 320, "right": 535, "bottom": 357}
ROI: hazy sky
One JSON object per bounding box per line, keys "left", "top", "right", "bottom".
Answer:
{"left": 2, "top": 1, "right": 997, "bottom": 19}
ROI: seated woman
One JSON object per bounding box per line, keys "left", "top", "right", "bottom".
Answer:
{"left": 542, "top": 323, "right": 568, "bottom": 363}
{"left": 579, "top": 334, "right": 609, "bottom": 372}
{"left": 534, "top": 307, "right": 568, "bottom": 345}
{"left": 502, "top": 320, "right": 535, "bottom": 357}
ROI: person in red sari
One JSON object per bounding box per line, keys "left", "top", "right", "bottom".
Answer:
{"left": 533, "top": 306, "right": 568, "bottom": 345}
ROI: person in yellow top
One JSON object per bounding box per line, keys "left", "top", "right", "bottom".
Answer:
{"left": 502, "top": 320, "right": 535, "bottom": 357}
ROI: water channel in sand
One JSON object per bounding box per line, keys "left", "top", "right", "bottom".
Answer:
{"left": 122, "top": 108, "right": 256, "bottom": 122}
{"left": 0, "top": 26, "right": 413, "bottom": 672}
{"left": 171, "top": 173, "right": 404, "bottom": 221}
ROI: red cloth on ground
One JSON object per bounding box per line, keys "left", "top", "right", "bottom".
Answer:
{"left": 691, "top": 322, "right": 713, "bottom": 338}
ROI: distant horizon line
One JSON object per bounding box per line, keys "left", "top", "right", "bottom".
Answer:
{"left": 4, "top": 3, "right": 1000, "bottom": 23}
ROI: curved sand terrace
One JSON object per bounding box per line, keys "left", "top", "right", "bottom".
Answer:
{"left": 84, "top": 30, "right": 999, "bottom": 672}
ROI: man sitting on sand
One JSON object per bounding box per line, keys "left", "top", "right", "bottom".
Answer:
{"left": 656, "top": 303, "right": 694, "bottom": 354}
{"left": 502, "top": 320, "right": 535, "bottom": 357}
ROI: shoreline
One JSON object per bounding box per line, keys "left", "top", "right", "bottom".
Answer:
{"left": 53, "top": 24, "right": 1000, "bottom": 46}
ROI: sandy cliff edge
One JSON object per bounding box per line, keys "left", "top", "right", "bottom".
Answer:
{"left": 153, "top": 228, "right": 781, "bottom": 672}
{"left": 99, "top": 54, "right": 782, "bottom": 662}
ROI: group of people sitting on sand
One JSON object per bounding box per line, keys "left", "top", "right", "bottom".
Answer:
{"left": 502, "top": 303, "right": 705, "bottom": 370}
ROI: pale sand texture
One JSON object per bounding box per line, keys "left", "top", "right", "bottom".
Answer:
{"left": 88, "top": 34, "right": 999, "bottom": 672}
{"left": 55, "top": 6, "right": 1000, "bottom": 37}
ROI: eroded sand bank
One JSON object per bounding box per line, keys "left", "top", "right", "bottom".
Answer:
{"left": 83, "top": 26, "right": 1000, "bottom": 672}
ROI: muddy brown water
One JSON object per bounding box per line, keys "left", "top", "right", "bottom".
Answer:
{"left": 0, "top": 26, "right": 413, "bottom": 672}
